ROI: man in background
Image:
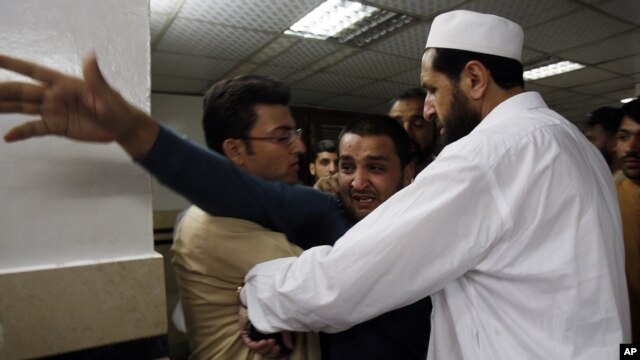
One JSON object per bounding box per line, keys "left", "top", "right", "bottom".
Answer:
{"left": 585, "top": 105, "right": 624, "bottom": 177}
{"left": 309, "top": 139, "right": 338, "bottom": 182}
{"left": 616, "top": 97, "right": 640, "bottom": 343}
{"left": 389, "top": 87, "right": 439, "bottom": 174}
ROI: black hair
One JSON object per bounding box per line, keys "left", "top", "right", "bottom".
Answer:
{"left": 391, "top": 87, "right": 427, "bottom": 104}
{"left": 621, "top": 97, "right": 640, "bottom": 125}
{"left": 431, "top": 48, "right": 524, "bottom": 89}
{"left": 202, "top": 74, "right": 290, "bottom": 154}
{"left": 587, "top": 106, "right": 624, "bottom": 135}
{"left": 312, "top": 139, "right": 337, "bottom": 161}
{"left": 338, "top": 115, "right": 413, "bottom": 168}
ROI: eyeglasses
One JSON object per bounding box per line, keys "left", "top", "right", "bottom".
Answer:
{"left": 242, "top": 128, "right": 303, "bottom": 145}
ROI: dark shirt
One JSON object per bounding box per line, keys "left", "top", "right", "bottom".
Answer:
{"left": 139, "top": 125, "right": 431, "bottom": 360}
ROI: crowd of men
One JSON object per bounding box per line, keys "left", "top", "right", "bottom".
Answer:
{"left": 0, "top": 8, "right": 637, "bottom": 360}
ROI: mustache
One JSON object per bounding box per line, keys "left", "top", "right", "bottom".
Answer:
{"left": 621, "top": 152, "right": 640, "bottom": 161}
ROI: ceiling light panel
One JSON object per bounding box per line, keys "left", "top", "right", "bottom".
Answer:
{"left": 285, "top": 0, "right": 379, "bottom": 40}
{"left": 179, "top": 0, "right": 323, "bottom": 31}
{"left": 524, "top": 60, "right": 586, "bottom": 81}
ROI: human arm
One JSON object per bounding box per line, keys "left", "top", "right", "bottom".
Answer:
{"left": 0, "top": 54, "right": 348, "bottom": 249}
{"left": 0, "top": 54, "right": 157, "bottom": 159}
{"left": 313, "top": 173, "right": 340, "bottom": 196}
{"left": 240, "top": 155, "right": 510, "bottom": 333}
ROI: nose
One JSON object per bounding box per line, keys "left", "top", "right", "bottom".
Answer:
{"left": 423, "top": 93, "right": 436, "bottom": 122}
{"left": 328, "top": 161, "right": 337, "bottom": 174}
{"left": 350, "top": 168, "right": 370, "bottom": 191}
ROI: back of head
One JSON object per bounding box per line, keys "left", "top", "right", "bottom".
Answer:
{"left": 622, "top": 97, "right": 640, "bottom": 125}
{"left": 202, "top": 74, "right": 290, "bottom": 154}
{"left": 339, "top": 115, "right": 413, "bottom": 168}
{"left": 588, "top": 106, "right": 624, "bottom": 135}
{"left": 425, "top": 10, "right": 525, "bottom": 89}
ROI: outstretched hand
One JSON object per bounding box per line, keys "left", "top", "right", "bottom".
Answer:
{"left": 0, "top": 54, "right": 158, "bottom": 159}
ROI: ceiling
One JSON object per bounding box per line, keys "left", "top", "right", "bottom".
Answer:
{"left": 150, "top": 0, "right": 640, "bottom": 126}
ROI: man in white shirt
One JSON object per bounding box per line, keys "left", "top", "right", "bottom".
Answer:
{"left": 236, "top": 10, "right": 630, "bottom": 359}
{"left": 0, "top": 9, "right": 630, "bottom": 360}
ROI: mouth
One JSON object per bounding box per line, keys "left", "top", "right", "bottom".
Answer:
{"left": 622, "top": 157, "right": 640, "bottom": 168}
{"left": 351, "top": 193, "right": 376, "bottom": 205}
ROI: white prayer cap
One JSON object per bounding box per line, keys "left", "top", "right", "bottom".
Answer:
{"left": 425, "top": 10, "right": 524, "bottom": 62}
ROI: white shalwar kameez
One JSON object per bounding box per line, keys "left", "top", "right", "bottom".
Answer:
{"left": 242, "top": 92, "right": 630, "bottom": 359}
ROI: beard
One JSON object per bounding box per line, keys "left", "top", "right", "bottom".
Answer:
{"left": 443, "top": 86, "right": 482, "bottom": 146}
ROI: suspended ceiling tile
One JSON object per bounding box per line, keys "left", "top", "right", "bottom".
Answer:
{"left": 521, "top": 48, "right": 546, "bottom": 66}
{"left": 525, "top": 82, "right": 559, "bottom": 94}
{"left": 365, "top": 0, "right": 466, "bottom": 17}
{"left": 328, "top": 51, "right": 418, "bottom": 79}
{"left": 293, "top": 72, "right": 374, "bottom": 93}
{"left": 178, "top": 0, "right": 323, "bottom": 31}
{"left": 151, "top": 52, "right": 238, "bottom": 80}
{"left": 318, "top": 95, "right": 386, "bottom": 112}
{"left": 595, "top": 0, "right": 640, "bottom": 26}
{"left": 150, "top": 12, "right": 171, "bottom": 41}
{"left": 543, "top": 89, "right": 593, "bottom": 104}
{"left": 387, "top": 67, "right": 422, "bottom": 85}
{"left": 251, "top": 36, "right": 299, "bottom": 63}
{"left": 524, "top": 9, "right": 633, "bottom": 53}
{"left": 529, "top": 66, "right": 617, "bottom": 88}
{"left": 151, "top": 0, "right": 181, "bottom": 14}
{"left": 558, "top": 29, "right": 640, "bottom": 65}
{"left": 458, "top": 0, "right": 579, "bottom": 28}
{"left": 157, "top": 18, "right": 275, "bottom": 58}
{"left": 270, "top": 39, "right": 340, "bottom": 69}
{"left": 351, "top": 81, "right": 412, "bottom": 100}
{"left": 602, "top": 88, "right": 636, "bottom": 100}
{"left": 371, "top": 22, "right": 430, "bottom": 60}
{"left": 290, "top": 88, "right": 337, "bottom": 106}
{"left": 152, "top": 75, "right": 211, "bottom": 94}
{"left": 571, "top": 76, "right": 636, "bottom": 95}
{"left": 596, "top": 54, "right": 640, "bottom": 75}
{"left": 365, "top": 102, "right": 395, "bottom": 115}
{"left": 252, "top": 64, "right": 296, "bottom": 80}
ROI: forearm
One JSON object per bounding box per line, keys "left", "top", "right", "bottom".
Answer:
{"left": 115, "top": 110, "right": 160, "bottom": 160}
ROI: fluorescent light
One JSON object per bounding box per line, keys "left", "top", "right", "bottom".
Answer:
{"left": 523, "top": 59, "right": 585, "bottom": 81}
{"left": 621, "top": 98, "right": 634, "bottom": 103}
{"left": 285, "top": 0, "right": 379, "bottom": 40}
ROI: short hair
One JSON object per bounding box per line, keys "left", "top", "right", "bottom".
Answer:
{"left": 587, "top": 106, "right": 624, "bottom": 135}
{"left": 202, "top": 74, "right": 290, "bottom": 153}
{"left": 338, "top": 115, "right": 413, "bottom": 168}
{"left": 391, "top": 88, "right": 427, "bottom": 104}
{"left": 431, "top": 48, "right": 524, "bottom": 89}
{"left": 621, "top": 97, "right": 640, "bottom": 125}
{"left": 312, "top": 139, "right": 337, "bottom": 161}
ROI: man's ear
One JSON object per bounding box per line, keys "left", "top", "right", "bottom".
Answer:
{"left": 222, "top": 138, "right": 247, "bottom": 166}
{"left": 403, "top": 162, "right": 415, "bottom": 185}
{"left": 461, "top": 60, "right": 489, "bottom": 100}
{"left": 309, "top": 162, "right": 316, "bottom": 176}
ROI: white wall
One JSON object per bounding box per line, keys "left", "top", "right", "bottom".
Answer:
{"left": 0, "top": 0, "right": 153, "bottom": 271}
{"left": 150, "top": 93, "right": 206, "bottom": 211}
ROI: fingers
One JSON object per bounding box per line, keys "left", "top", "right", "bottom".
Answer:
{"left": 0, "top": 101, "right": 42, "bottom": 114}
{"left": 3, "top": 119, "right": 50, "bottom": 142}
{"left": 281, "top": 331, "right": 294, "bottom": 349}
{"left": 83, "top": 54, "right": 111, "bottom": 97}
{"left": 0, "top": 54, "right": 63, "bottom": 84}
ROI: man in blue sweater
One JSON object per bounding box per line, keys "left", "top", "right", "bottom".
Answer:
{"left": 0, "top": 55, "right": 430, "bottom": 360}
